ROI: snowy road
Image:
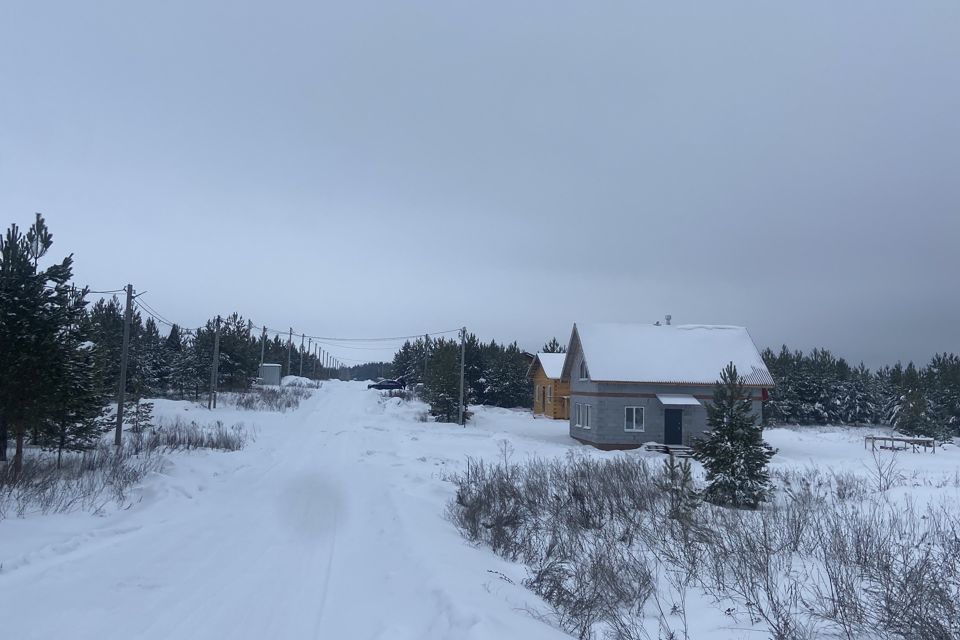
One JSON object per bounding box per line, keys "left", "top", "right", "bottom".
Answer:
{"left": 1, "top": 382, "right": 571, "bottom": 640}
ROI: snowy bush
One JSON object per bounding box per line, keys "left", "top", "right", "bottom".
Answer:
{"left": 226, "top": 386, "right": 312, "bottom": 412}
{"left": 450, "top": 456, "right": 960, "bottom": 640}
{"left": 131, "top": 416, "right": 250, "bottom": 453}
{"left": 0, "top": 418, "right": 250, "bottom": 520}
{"left": 0, "top": 442, "right": 164, "bottom": 519}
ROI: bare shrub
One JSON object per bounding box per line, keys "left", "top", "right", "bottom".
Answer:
{"left": 865, "top": 449, "right": 904, "bottom": 493}
{"left": 1, "top": 418, "right": 250, "bottom": 520}
{"left": 449, "top": 455, "right": 960, "bottom": 640}
{"left": 227, "top": 386, "right": 312, "bottom": 412}
{"left": 135, "top": 416, "right": 250, "bottom": 452}
{"left": 0, "top": 442, "right": 164, "bottom": 519}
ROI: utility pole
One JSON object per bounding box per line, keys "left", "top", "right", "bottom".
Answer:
{"left": 259, "top": 327, "right": 267, "bottom": 367}
{"left": 208, "top": 315, "right": 221, "bottom": 410}
{"left": 423, "top": 334, "right": 429, "bottom": 383}
{"left": 299, "top": 333, "right": 305, "bottom": 376}
{"left": 286, "top": 327, "right": 293, "bottom": 377}
{"left": 458, "top": 326, "right": 466, "bottom": 426}
{"left": 114, "top": 284, "right": 134, "bottom": 447}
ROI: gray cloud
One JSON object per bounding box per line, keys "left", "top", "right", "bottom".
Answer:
{"left": 2, "top": 1, "right": 957, "bottom": 367}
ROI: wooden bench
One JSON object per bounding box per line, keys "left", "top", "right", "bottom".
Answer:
{"left": 864, "top": 435, "right": 936, "bottom": 453}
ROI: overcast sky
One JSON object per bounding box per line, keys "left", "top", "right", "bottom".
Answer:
{"left": 2, "top": 1, "right": 957, "bottom": 368}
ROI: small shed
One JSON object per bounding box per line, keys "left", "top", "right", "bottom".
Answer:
{"left": 527, "top": 352, "right": 570, "bottom": 420}
{"left": 258, "top": 363, "right": 282, "bottom": 386}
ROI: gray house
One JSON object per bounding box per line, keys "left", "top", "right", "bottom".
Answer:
{"left": 561, "top": 323, "right": 774, "bottom": 449}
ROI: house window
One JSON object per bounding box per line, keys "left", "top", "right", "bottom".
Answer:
{"left": 535, "top": 385, "right": 540, "bottom": 408}
{"left": 579, "top": 360, "right": 589, "bottom": 380}
{"left": 574, "top": 403, "right": 590, "bottom": 428}
{"left": 547, "top": 385, "right": 553, "bottom": 403}
{"left": 624, "top": 406, "right": 645, "bottom": 432}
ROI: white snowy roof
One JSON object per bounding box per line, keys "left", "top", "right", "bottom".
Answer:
{"left": 565, "top": 323, "right": 774, "bottom": 386}
{"left": 528, "top": 352, "right": 567, "bottom": 380}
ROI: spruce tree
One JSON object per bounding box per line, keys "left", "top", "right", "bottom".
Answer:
{"left": 693, "top": 363, "right": 775, "bottom": 509}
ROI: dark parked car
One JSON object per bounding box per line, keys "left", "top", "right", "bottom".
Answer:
{"left": 368, "top": 378, "right": 405, "bottom": 390}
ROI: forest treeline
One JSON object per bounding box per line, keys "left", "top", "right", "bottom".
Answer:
{"left": 0, "top": 215, "right": 365, "bottom": 470}
{"left": 391, "top": 335, "right": 533, "bottom": 422}
{"left": 762, "top": 346, "right": 960, "bottom": 437}
{"left": 3, "top": 214, "right": 959, "bottom": 472}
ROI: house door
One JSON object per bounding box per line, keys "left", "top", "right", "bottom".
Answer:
{"left": 664, "top": 409, "right": 683, "bottom": 445}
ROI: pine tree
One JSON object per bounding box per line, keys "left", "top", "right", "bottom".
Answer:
{"left": 484, "top": 342, "right": 531, "bottom": 408}
{"left": 542, "top": 337, "right": 566, "bottom": 353}
{"left": 657, "top": 455, "right": 699, "bottom": 521}
{"left": 892, "top": 362, "right": 936, "bottom": 437}
{"left": 132, "top": 316, "right": 166, "bottom": 398}
{"left": 214, "top": 313, "right": 257, "bottom": 392}
{"left": 124, "top": 398, "right": 155, "bottom": 434}
{"left": 423, "top": 338, "right": 464, "bottom": 423}
{"left": 693, "top": 363, "right": 775, "bottom": 509}
{"left": 462, "top": 332, "right": 485, "bottom": 405}
{"left": 86, "top": 296, "right": 125, "bottom": 398}
{"left": 36, "top": 318, "right": 103, "bottom": 467}
{"left": 0, "top": 214, "right": 81, "bottom": 472}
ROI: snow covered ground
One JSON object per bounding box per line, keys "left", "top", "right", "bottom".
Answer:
{"left": 2, "top": 381, "right": 958, "bottom": 639}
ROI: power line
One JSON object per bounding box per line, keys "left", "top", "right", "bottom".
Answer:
{"left": 312, "top": 341, "right": 408, "bottom": 351}
{"left": 303, "top": 328, "right": 461, "bottom": 342}
{"left": 115, "top": 292, "right": 456, "bottom": 363}
{"left": 136, "top": 297, "right": 178, "bottom": 327}
{"left": 251, "top": 321, "right": 460, "bottom": 344}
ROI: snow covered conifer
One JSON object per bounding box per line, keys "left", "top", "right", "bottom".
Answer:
{"left": 658, "top": 454, "right": 699, "bottom": 521}
{"left": 693, "top": 363, "right": 775, "bottom": 509}
{"left": 0, "top": 214, "right": 83, "bottom": 472}
{"left": 423, "top": 338, "right": 465, "bottom": 423}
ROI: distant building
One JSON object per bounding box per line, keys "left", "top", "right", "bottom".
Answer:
{"left": 527, "top": 352, "right": 569, "bottom": 420}
{"left": 258, "top": 363, "right": 282, "bottom": 386}
{"left": 561, "top": 323, "right": 773, "bottom": 449}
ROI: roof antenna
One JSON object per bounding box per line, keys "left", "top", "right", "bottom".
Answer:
{"left": 665, "top": 314, "right": 672, "bottom": 326}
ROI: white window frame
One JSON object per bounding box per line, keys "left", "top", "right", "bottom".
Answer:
{"left": 579, "top": 360, "right": 589, "bottom": 380}
{"left": 582, "top": 404, "right": 592, "bottom": 429}
{"left": 547, "top": 385, "right": 553, "bottom": 403}
{"left": 535, "top": 385, "right": 541, "bottom": 408}
{"left": 574, "top": 403, "right": 582, "bottom": 427}
{"left": 624, "top": 406, "right": 645, "bottom": 432}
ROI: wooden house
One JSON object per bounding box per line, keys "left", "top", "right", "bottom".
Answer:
{"left": 527, "top": 352, "right": 570, "bottom": 420}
